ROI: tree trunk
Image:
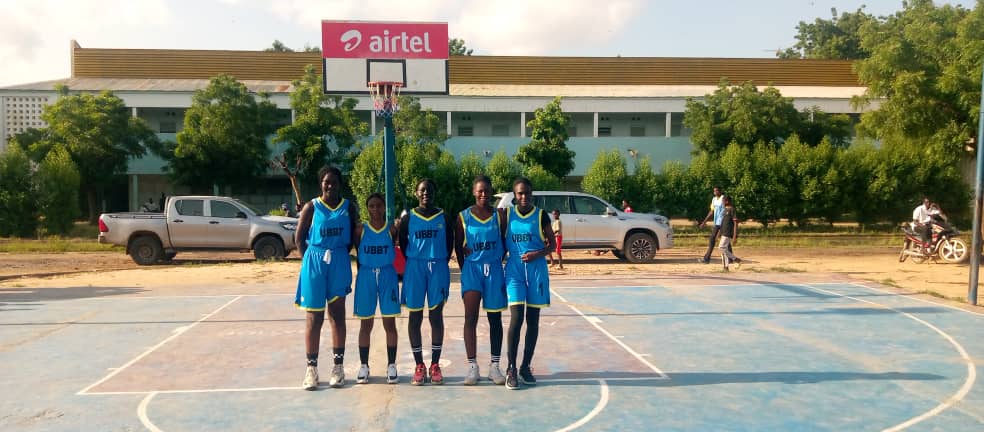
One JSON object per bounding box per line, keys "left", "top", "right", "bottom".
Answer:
{"left": 86, "top": 188, "right": 98, "bottom": 225}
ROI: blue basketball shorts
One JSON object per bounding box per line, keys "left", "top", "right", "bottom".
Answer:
{"left": 401, "top": 258, "right": 450, "bottom": 311}
{"left": 505, "top": 257, "right": 550, "bottom": 308}
{"left": 295, "top": 246, "right": 352, "bottom": 311}
{"left": 354, "top": 265, "right": 401, "bottom": 319}
{"left": 460, "top": 260, "right": 507, "bottom": 312}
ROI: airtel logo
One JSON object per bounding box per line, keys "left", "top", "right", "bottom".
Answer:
{"left": 340, "top": 30, "right": 362, "bottom": 52}
{"left": 338, "top": 28, "right": 433, "bottom": 54}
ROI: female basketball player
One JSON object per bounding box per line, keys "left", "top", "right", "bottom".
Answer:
{"left": 453, "top": 175, "right": 507, "bottom": 385}
{"left": 398, "top": 179, "right": 454, "bottom": 385}
{"left": 503, "top": 177, "right": 555, "bottom": 390}
{"left": 353, "top": 193, "right": 400, "bottom": 385}
{"left": 295, "top": 166, "right": 358, "bottom": 390}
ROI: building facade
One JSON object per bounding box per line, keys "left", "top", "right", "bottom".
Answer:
{"left": 0, "top": 41, "right": 869, "bottom": 212}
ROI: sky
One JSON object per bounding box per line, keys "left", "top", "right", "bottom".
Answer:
{"left": 0, "top": 0, "right": 961, "bottom": 87}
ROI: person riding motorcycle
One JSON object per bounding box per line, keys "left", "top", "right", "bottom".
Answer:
{"left": 912, "top": 197, "right": 936, "bottom": 254}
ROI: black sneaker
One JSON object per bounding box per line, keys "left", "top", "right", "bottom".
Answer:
{"left": 518, "top": 366, "right": 537, "bottom": 386}
{"left": 505, "top": 366, "right": 519, "bottom": 390}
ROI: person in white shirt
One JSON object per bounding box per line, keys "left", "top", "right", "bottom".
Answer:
{"left": 912, "top": 197, "right": 934, "bottom": 252}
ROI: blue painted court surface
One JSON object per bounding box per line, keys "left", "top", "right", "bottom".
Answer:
{"left": 2, "top": 277, "right": 983, "bottom": 431}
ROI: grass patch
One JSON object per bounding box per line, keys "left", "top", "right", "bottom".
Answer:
{"left": 768, "top": 266, "right": 804, "bottom": 273}
{"left": 915, "top": 290, "right": 966, "bottom": 303}
{"left": 672, "top": 233, "right": 896, "bottom": 248}
{"left": 880, "top": 278, "right": 901, "bottom": 288}
{"left": 0, "top": 238, "right": 121, "bottom": 253}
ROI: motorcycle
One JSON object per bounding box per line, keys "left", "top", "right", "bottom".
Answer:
{"left": 898, "top": 219, "right": 968, "bottom": 264}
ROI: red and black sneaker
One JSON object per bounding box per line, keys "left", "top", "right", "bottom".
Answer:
{"left": 429, "top": 363, "right": 444, "bottom": 385}
{"left": 505, "top": 366, "right": 519, "bottom": 390}
{"left": 411, "top": 363, "right": 427, "bottom": 386}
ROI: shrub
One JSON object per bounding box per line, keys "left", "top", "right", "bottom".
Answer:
{"left": 36, "top": 146, "right": 81, "bottom": 235}
{"left": 522, "top": 164, "right": 563, "bottom": 191}
{"left": 582, "top": 149, "right": 627, "bottom": 206}
{"left": 0, "top": 144, "right": 38, "bottom": 237}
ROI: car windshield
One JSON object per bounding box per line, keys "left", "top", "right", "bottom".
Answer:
{"left": 233, "top": 199, "right": 261, "bottom": 216}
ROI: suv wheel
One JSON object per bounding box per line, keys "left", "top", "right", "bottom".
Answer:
{"left": 254, "top": 236, "right": 286, "bottom": 261}
{"left": 129, "top": 236, "right": 164, "bottom": 265}
{"left": 624, "top": 232, "right": 657, "bottom": 263}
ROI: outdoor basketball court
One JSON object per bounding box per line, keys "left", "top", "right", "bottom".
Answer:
{"left": 2, "top": 273, "right": 983, "bottom": 431}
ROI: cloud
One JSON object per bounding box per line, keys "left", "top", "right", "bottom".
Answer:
{"left": 0, "top": 0, "right": 173, "bottom": 87}
{"left": 266, "top": 0, "right": 643, "bottom": 55}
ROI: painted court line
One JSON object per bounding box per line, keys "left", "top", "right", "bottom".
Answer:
{"left": 837, "top": 282, "right": 984, "bottom": 318}
{"left": 552, "top": 289, "right": 669, "bottom": 379}
{"left": 134, "top": 380, "right": 612, "bottom": 432}
{"left": 137, "top": 392, "right": 162, "bottom": 432}
{"left": 77, "top": 295, "right": 243, "bottom": 395}
{"left": 799, "top": 284, "right": 976, "bottom": 432}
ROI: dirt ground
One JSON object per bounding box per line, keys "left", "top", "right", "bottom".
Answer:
{"left": 1, "top": 246, "right": 981, "bottom": 308}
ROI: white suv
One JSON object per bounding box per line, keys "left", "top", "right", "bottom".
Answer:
{"left": 495, "top": 191, "right": 673, "bottom": 263}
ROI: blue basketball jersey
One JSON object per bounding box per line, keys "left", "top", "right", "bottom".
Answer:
{"left": 358, "top": 222, "right": 394, "bottom": 268}
{"left": 405, "top": 208, "right": 449, "bottom": 260}
{"left": 460, "top": 208, "right": 503, "bottom": 263}
{"left": 308, "top": 198, "right": 351, "bottom": 250}
{"left": 506, "top": 206, "right": 546, "bottom": 257}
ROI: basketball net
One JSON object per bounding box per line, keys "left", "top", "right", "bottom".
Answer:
{"left": 368, "top": 81, "right": 402, "bottom": 118}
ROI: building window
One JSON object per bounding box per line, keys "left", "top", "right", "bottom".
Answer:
{"left": 160, "top": 122, "right": 177, "bottom": 133}
{"left": 568, "top": 126, "right": 577, "bottom": 137}
{"left": 598, "top": 126, "right": 612, "bottom": 137}
{"left": 630, "top": 126, "right": 646, "bottom": 137}
{"left": 457, "top": 126, "right": 474, "bottom": 137}
{"left": 491, "top": 124, "right": 510, "bottom": 137}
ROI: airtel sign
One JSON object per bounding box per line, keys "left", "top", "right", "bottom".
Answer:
{"left": 322, "top": 20, "right": 449, "bottom": 60}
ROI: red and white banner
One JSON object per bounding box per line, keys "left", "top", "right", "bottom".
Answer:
{"left": 322, "top": 20, "right": 449, "bottom": 60}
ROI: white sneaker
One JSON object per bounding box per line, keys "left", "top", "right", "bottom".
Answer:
{"left": 386, "top": 363, "right": 399, "bottom": 384}
{"left": 328, "top": 364, "right": 345, "bottom": 388}
{"left": 302, "top": 365, "right": 319, "bottom": 390}
{"left": 356, "top": 364, "right": 370, "bottom": 384}
{"left": 488, "top": 362, "right": 505, "bottom": 385}
{"left": 464, "top": 363, "right": 480, "bottom": 385}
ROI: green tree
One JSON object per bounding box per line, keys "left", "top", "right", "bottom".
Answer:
{"left": 777, "top": 7, "right": 875, "bottom": 59}
{"left": 718, "top": 142, "right": 792, "bottom": 226}
{"left": 38, "top": 85, "right": 159, "bottom": 224}
{"left": 8, "top": 128, "right": 50, "bottom": 161}
{"left": 779, "top": 136, "right": 844, "bottom": 225}
{"left": 393, "top": 96, "right": 448, "bottom": 145}
{"left": 652, "top": 160, "right": 707, "bottom": 221}
{"left": 582, "top": 149, "right": 628, "bottom": 206}
{"left": 685, "top": 80, "right": 852, "bottom": 153}
{"left": 624, "top": 156, "right": 659, "bottom": 213}
{"left": 275, "top": 64, "right": 367, "bottom": 205}
{"left": 522, "top": 164, "right": 563, "bottom": 192}
{"left": 854, "top": 0, "right": 982, "bottom": 166}
{"left": 449, "top": 38, "right": 473, "bottom": 56}
{"left": 684, "top": 80, "right": 800, "bottom": 154}
{"left": 35, "top": 145, "right": 80, "bottom": 235}
{"left": 0, "top": 144, "right": 37, "bottom": 237}
{"left": 516, "top": 96, "right": 575, "bottom": 178}
{"left": 486, "top": 150, "right": 522, "bottom": 194}
{"left": 166, "top": 75, "right": 280, "bottom": 192}
{"left": 265, "top": 40, "right": 294, "bottom": 52}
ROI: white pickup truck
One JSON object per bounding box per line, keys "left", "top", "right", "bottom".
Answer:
{"left": 98, "top": 196, "right": 298, "bottom": 265}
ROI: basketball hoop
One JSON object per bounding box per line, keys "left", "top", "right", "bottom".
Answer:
{"left": 369, "top": 81, "right": 402, "bottom": 118}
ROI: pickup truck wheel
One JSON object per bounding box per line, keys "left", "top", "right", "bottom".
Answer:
{"left": 624, "top": 232, "right": 657, "bottom": 263}
{"left": 129, "top": 236, "right": 163, "bottom": 265}
{"left": 254, "top": 236, "right": 285, "bottom": 261}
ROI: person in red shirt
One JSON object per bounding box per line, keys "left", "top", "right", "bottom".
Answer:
{"left": 622, "top": 200, "right": 633, "bottom": 213}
